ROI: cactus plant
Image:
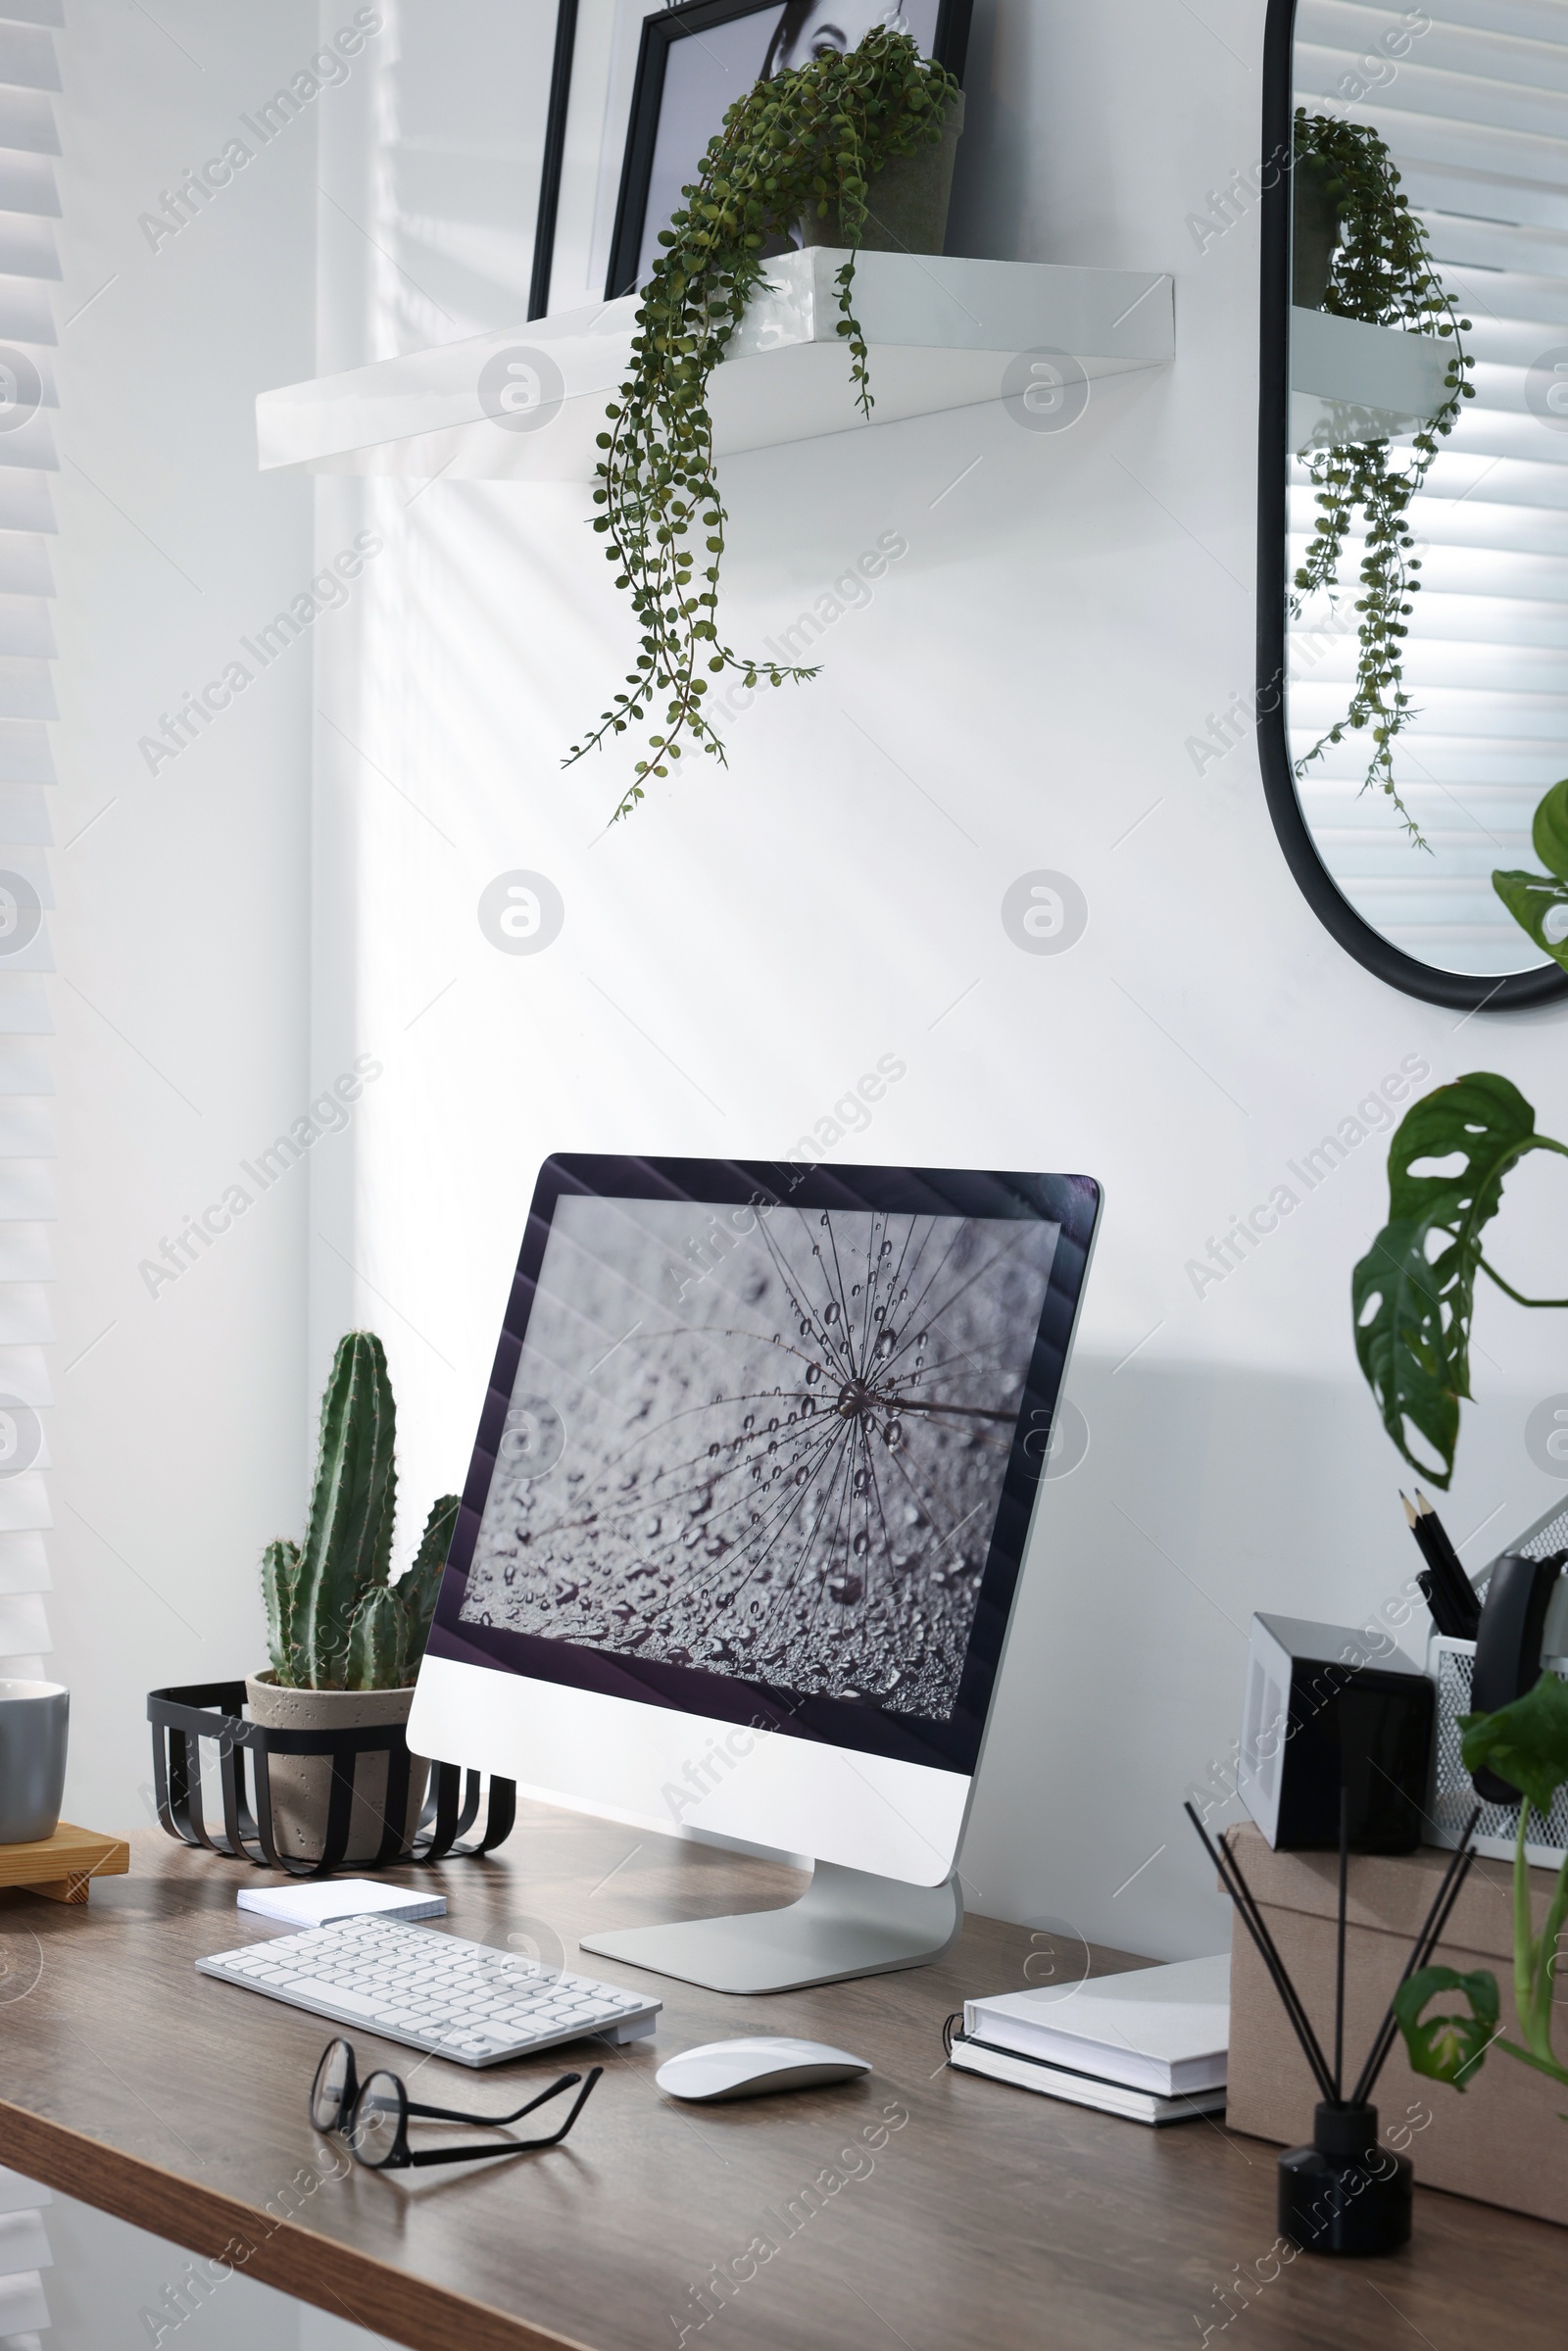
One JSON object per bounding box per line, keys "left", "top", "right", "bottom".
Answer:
{"left": 263, "top": 1331, "right": 459, "bottom": 1690}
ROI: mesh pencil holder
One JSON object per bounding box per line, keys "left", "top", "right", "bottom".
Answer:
{"left": 1427, "top": 1494, "right": 1568, "bottom": 1868}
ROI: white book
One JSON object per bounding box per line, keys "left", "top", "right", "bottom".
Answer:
{"left": 949, "top": 2033, "right": 1226, "bottom": 2126}
{"left": 237, "top": 1879, "right": 446, "bottom": 1929}
{"left": 962, "top": 1953, "right": 1229, "bottom": 2097}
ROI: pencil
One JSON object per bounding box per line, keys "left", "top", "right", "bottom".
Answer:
{"left": 1401, "top": 1493, "right": 1458, "bottom": 1635}
{"left": 1414, "top": 1491, "right": 1481, "bottom": 1637}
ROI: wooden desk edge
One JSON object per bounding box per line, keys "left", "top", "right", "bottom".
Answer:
{"left": 0, "top": 2101, "right": 597, "bottom": 2351}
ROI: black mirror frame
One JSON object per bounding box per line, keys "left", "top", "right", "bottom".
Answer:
{"left": 1254, "top": 0, "right": 1568, "bottom": 1011}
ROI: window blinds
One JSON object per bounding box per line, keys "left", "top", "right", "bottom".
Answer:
{"left": 0, "top": 0, "right": 59, "bottom": 1682}
{"left": 1292, "top": 0, "right": 1568, "bottom": 976}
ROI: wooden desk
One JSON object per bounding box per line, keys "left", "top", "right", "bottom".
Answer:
{"left": 0, "top": 1808, "right": 1558, "bottom": 2351}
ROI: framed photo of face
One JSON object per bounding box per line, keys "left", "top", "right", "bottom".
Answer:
{"left": 529, "top": 1, "right": 971, "bottom": 321}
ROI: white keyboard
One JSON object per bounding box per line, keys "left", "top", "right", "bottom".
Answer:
{"left": 196, "top": 1915, "right": 662, "bottom": 2068}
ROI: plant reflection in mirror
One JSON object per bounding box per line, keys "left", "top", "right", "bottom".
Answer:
{"left": 1290, "top": 109, "right": 1474, "bottom": 845}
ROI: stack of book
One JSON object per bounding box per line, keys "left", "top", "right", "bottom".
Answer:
{"left": 949, "top": 1953, "right": 1229, "bottom": 2126}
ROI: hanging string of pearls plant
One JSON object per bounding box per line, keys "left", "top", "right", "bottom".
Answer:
{"left": 564, "top": 27, "right": 959, "bottom": 820}
{"left": 1290, "top": 108, "right": 1474, "bottom": 847}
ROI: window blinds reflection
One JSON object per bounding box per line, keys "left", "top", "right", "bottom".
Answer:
{"left": 1291, "top": 0, "right": 1568, "bottom": 976}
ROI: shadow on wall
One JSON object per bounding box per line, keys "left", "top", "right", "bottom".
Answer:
{"left": 961, "top": 1352, "right": 1520, "bottom": 1961}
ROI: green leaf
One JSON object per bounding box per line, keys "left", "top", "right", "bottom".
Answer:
{"left": 1492, "top": 867, "right": 1568, "bottom": 976}
{"left": 1350, "top": 1215, "right": 1459, "bottom": 1485}
{"left": 1532, "top": 774, "right": 1568, "bottom": 881}
{"left": 1460, "top": 1670, "right": 1568, "bottom": 1820}
{"left": 1393, "top": 1964, "right": 1499, "bottom": 2089}
{"left": 1384, "top": 1070, "right": 1534, "bottom": 1232}
{"left": 1351, "top": 1073, "right": 1539, "bottom": 1485}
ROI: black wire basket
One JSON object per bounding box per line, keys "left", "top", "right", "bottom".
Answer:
{"left": 1428, "top": 1494, "right": 1568, "bottom": 1865}
{"left": 147, "top": 1680, "right": 515, "bottom": 1879}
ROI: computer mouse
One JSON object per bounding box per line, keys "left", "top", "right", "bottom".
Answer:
{"left": 655, "top": 2035, "right": 871, "bottom": 2103}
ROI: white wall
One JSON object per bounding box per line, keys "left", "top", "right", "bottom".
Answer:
{"left": 305, "top": 0, "right": 1568, "bottom": 1963}
{"left": 49, "top": 0, "right": 324, "bottom": 1833}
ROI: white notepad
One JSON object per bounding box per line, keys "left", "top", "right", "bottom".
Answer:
{"left": 236, "top": 1879, "right": 446, "bottom": 1928}
{"left": 963, "top": 1953, "right": 1230, "bottom": 2096}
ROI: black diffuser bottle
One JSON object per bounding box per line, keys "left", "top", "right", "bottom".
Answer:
{"left": 1187, "top": 1792, "right": 1479, "bottom": 2259}
{"left": 1277, "top": 2101, "right": 1413, "bottom": 2256}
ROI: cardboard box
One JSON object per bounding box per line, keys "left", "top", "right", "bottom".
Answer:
{"left": 1223, "top": 1821, "right": 1568, "bottom": 2227}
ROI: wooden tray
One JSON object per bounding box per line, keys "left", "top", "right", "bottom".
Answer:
{"left": 0, "top": 1821, "right": 129, "bottom": 1904}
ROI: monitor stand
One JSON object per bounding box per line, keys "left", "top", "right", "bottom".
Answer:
{"left": 578, "top": 1860, "right": 962, "bottom": 1995}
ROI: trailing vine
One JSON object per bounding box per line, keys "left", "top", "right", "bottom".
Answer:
{"left": 1290, "top": 109, "right": 1474, "bottom": 845}
{"left": 564, "top": 28, "right": 958, "bottom": 820}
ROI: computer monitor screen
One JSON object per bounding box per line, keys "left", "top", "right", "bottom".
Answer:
{"left": 416, "top": 1158, "right": 1099, "bottom": 1822}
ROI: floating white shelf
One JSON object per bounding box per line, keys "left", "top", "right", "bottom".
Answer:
{"left": 256, "top": 250, "right": 1174, "bottom": 482}
{"left": 1290, "top": 306, "right": 1453, "bottom": 453}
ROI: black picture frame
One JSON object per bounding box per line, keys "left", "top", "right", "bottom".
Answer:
{"left": 1255, "top": 0, "right": 1568, "bottom": 1012}
{"left": 426, "top": 1153, "right": 1100, "bottom": 1783}
{"left": 528, "top": 0, "right": 579, "bottom": 322}
{"left": 604, "top": 0, "right": 973, "bottom": 303}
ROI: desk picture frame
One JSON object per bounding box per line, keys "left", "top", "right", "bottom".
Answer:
{"left": 529, "top": 1, "right": 971, "bottom": 320}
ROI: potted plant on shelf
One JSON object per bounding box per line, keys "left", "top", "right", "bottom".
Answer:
{"left": 247, "top": 1330, "right": 458, "bottom": 1863}
{"left": 1352, "top": 1076, "right": 1568, "bottom": 2116}
{"left": 1289, "top": 109, "right": 1474, "bottom": 845}
{"left": 564, "top": 25, "right": 961, "bottom": 820}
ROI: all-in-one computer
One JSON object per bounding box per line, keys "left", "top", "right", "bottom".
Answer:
{"left": 408, "top": 1155, "right": 1100, "bottom": 1992}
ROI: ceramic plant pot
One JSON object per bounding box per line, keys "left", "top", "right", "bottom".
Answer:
{"left": 799, "top": 88, "right": 964, "bottom": 256}
{"left": 245, "top": 1673, "right": 429, "bottom": 1865}
{"left": 0, "top": 1678, "right": 68, "bottom": 1843}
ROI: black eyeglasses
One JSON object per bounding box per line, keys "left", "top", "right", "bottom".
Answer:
{"left": 310, "top": 2036, "right": 603, "bottom": 2172}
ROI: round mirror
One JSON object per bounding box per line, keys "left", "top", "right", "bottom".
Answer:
{"left": 1258, "top": 0, "right": 1568, "bottom": 1009}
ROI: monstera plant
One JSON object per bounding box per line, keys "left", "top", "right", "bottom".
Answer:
{"left": 1352, "top": 1072, "right": 1568, "bottom": 1491}
{"left": 1355, "top": 1091, "right": 1568, "bottom": 2110}
{"left": 1395, "top": 1670, "right": 1568, "bottom": 2111}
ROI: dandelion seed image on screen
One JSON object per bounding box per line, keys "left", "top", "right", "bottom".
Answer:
{"left": 459, "top": 1200, "right": 1059, "bottom": 1719}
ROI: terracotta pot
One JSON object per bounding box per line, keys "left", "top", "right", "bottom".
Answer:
{"left": 799, "top": 89, "right": 964, "bottom": 257}
{"left": 245, "top": 1673, "right": 429, "bottom": 1865}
